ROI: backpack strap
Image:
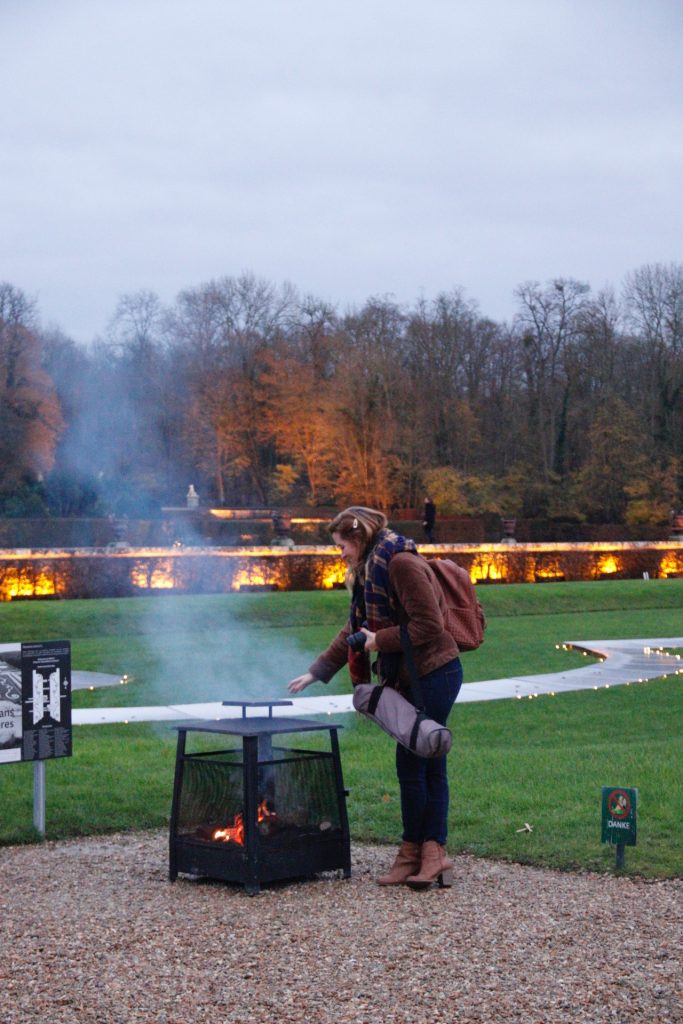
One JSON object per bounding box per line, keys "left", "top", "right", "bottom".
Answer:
{"left": 399, "top": 624, "right": 426, "bottom": 713}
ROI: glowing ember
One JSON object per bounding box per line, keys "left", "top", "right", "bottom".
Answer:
{"left": 212, "top": 798, "right": 277, "bottom": 845}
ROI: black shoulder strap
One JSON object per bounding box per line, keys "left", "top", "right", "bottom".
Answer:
{"left": 399, "top": 624, "right": 425, "bottom": 712}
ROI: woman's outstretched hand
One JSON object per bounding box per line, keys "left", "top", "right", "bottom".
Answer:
{"left": 287, "top": 671, "right": 316, "bottom": 694}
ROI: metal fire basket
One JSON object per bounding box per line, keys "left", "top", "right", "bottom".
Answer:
{"left": 169, "top": 701, "right": 351, "bottom": 894}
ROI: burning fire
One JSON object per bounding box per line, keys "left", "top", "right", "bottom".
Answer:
{"left": 469, "top": 554, "right": 507, "bottom": 583}
{"left": 530, "top": 558, "right": 565, "bottom": 582}
{"left": 596, "top": 554, "right": 621, "bottom": 575}
{"left": 131, "top": 560, "right": 176, "bottom": 589}
{"left": 1, "top": 568, "right": 57, "bottom": 601}
{"left": 213, "top": 798, "right": 277, "bottom": 844}
{"left": 320, "top": 560, "right": 346, "bottom": 589}
{"left": 660, "top": 553, "right": 683, "bottom": 577}
{"left": 231, "top": 565, "right": 282, "bottom": 590}
{"left": 208, "top": 509, "right": 326, "bottom": 524}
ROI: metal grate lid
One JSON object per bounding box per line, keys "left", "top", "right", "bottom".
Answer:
{"left": 221, "top": 700, "right": 293, "bottom": 719}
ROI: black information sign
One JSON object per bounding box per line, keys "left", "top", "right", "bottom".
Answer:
{"left": 0, "top": 646, "right": 23, "bottom": 764}
{"left": 20, "top": 641, "right": 72, "bottom": 762}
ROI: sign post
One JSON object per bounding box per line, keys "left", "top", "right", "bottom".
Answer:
{"left": 33, "top": 761, "right": 46, "bottom": 834}
{"left": 0, "top": 640, "right": 72, "bottom": 837}
{"left": 601, "top": 786, "right": 637, "bottom": 869}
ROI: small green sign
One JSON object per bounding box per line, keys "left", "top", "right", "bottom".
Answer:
{"left": 601, "top": 786, "right": 637, "bottom": 846}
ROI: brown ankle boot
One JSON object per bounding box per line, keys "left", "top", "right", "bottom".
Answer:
{"left": 377, "top": 841, "right": 422, "bottom": 885}
{"left": 405, "top": 840, "right": 453, "bottom": 889}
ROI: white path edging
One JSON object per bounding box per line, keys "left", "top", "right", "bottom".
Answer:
{"left": 72, "top": 637, "right": 682, "bottom": 725}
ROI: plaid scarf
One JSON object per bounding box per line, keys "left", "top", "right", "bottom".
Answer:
{"left": 347, "top": 529, "right": 418, "bottom": 685}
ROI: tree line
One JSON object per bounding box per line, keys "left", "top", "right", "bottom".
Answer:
{"left": 1, "top": 263, "right": 682, "bottom": 524}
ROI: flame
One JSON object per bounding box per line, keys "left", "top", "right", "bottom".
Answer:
{"left": 208, "top": 509, "right": 326, "bottom": 524}
{"left": 531, "top": 558, "right": 565, "bottom": 582}
{"left": 212, "top": 798, "right": 277, "bottom": 845}
{"left": 131, "top": 560, "right": 176, "bottom": 589}
{"left": 660, "top": 553, "right": 683, "bottom": 577}
{"left": 1, "top": 568, "right": 57, "bottom": 601}
{"left": 1, "top": 539, "right": 681, "bottom": 602}
{"left": 320, "top": 560, "right": 346, "bottom": 589}
{"left": 231, "top": 566, "right": 281, "bottom": 590}
{"left": 469, "top": 554, "right": 507, "bottom": 583}
{"left": 597, "top": 554, "right": 621, "bottom": 575}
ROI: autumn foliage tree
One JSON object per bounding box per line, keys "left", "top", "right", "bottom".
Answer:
{"left": 0, "top": 284, "right": 63, "bottom": 502}
{"left": 0, "top": 263, "right": 678, "bottom": 527}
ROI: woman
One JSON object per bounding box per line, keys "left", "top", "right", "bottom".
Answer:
{"left": 287, "top": 506, "right": 462, "bottom": 889}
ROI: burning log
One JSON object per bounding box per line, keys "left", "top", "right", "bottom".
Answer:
{"left": 212, "top": 799, "right": 277, "bottom": 845}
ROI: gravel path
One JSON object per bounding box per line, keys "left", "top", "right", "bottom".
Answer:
{"left": 1, "top": 831, "right": 680, "bottom": 1024}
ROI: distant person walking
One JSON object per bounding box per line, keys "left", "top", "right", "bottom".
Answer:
{"left": 423, "top": 497, "right": 436, "bottom": 543}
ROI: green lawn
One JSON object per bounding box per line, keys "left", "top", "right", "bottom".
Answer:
{"left": 1, "top": 579, "right": 681, "bottom": 877}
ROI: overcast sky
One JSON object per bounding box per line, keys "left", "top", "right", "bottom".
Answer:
{"left": 1, "top": 0, "right": 681, "bottom": 343}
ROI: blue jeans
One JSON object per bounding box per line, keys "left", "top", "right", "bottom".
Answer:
{"left": 395, "top": 657, "right": 462, "bottom": 846}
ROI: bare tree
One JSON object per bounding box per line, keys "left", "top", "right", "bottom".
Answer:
{"left": 623, "top": 263, "right": 683, "bottom": 454}
{"left": 624, "top": 263, "right": 683, "bottom": 354}
{"left": 332, "top": 297, "right": 408, "bottom": 508}
{"left": 514, "top": 278, "right": 590, "bottom": 481}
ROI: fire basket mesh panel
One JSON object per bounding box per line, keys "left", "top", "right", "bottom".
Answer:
{"left": 257, "top": 749, "right": 341, "bottom": 832}
{"left": 176, "top": 752, "right": 243, "bottom": 837}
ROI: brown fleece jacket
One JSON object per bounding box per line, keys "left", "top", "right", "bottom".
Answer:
{"left": 308, "top": 552, "right": 459, "bottom": 692}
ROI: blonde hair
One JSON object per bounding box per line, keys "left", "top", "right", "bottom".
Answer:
{"left": 328, "top": 506, "right": 387, "bottom": 562}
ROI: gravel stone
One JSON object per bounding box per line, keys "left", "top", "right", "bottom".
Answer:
{"left": 1, "top": 831, "right": 680, "bottom": 1023}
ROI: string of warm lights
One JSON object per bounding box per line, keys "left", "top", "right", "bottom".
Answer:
{"left": 508, "top": 642, "right": 683, "bottom": 700}
{"left": 78, "top": 643, "right": 682, "bottom": 723}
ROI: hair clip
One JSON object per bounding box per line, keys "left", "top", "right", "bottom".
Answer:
{"left": 352, "top": 517, "right": 358, "bottom": 529}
